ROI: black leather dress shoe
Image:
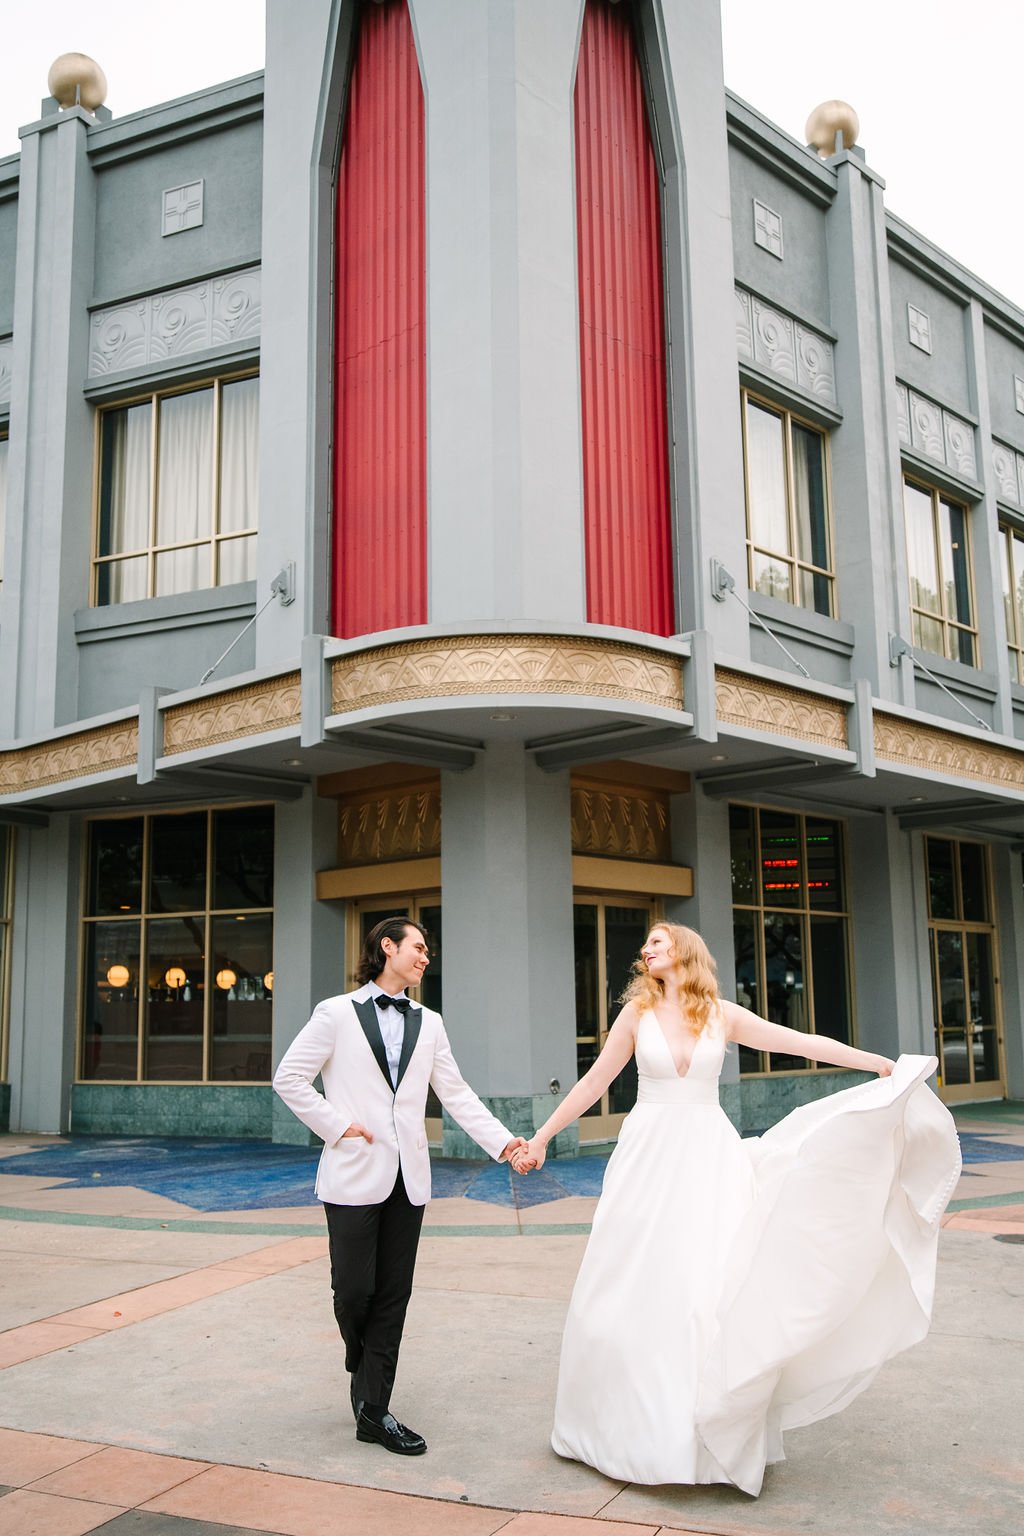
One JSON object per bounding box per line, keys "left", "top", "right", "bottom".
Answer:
{"left": 356, "top": 1410, "right": 427, "bottom": 1455}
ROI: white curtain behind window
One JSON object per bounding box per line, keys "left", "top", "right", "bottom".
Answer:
{"left": 220, "top": 377, "right": 259, "bottom": 537}
{"left": 103, "top": 404, "right": 151, "bottom": 603}
{"left": 106, "top": 404, "right": 151, "bottom": 557}
{"left": 156, "top": 389, "right": 213, "bottom": 596}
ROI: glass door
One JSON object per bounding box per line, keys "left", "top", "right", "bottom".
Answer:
{"left": 352, "top": 896, "right": 443, "bottom": 1140}
{"left": 926, "top": 838, "right": 1005, "bottom": 1102}
{"left": 574, "top": 897, "right": 657, "bottom": 1142}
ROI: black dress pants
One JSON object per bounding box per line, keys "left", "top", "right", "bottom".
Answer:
{"left": 323, "top": 1169, "right": 425, "bottom": 1413}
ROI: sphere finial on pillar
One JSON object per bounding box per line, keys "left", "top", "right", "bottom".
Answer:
{"left": 805, "top": 100, "right": 859, "bottom": 158}
{"left": 47, "top": 53, "right": 108, "bottom": 113}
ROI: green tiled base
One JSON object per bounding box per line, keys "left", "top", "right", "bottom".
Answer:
{"left": 0, "top": 1082, "right": 9, "bottom": 1132}
{"left": 442, "top": 1094, "right": 578, "bottom": 1160}
{"left": 71, "top": 1083, "right": 273, "bottom": 1138}
{"left": 739, "top": 1069, "right": 872, "bottom": 1133}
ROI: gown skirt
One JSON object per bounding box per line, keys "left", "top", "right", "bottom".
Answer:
{"left": 550, "top": 1011, "right": 961, "bottom": 1496}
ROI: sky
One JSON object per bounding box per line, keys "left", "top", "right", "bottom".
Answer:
{"left": 1, "top": 0, "right": 1021, "bottom": 308}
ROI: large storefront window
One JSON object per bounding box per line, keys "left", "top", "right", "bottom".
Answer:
{"left": 80, "top": 807, "right": 274, "bottom": 1082}
{"left": 729, "top": 805, "right": 852, "bottom": 1074}
{"left": 925, "top": 837, "right": 1004, "bottom": 1100}
{"left": 574, "top": 897, "right": 657, "bottom": 1140}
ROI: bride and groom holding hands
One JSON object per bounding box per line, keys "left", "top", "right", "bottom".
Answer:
{"left": 274, "top": 913, "right": 960, "bottom": 1494}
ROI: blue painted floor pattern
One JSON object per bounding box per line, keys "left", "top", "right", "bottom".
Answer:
{"left": 0, "top": 1136, "right": 611, "bottom": 1211}
{"left": 0, "top": 1126, "right": 1015, "bottom": 1214}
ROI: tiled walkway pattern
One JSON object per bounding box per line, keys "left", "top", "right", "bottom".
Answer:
{"left": 0, "top": 1429, "right": 671, "bottom": 1536}
{"left": 1, "top": 1101, "right": 1022, "bottom": 1536}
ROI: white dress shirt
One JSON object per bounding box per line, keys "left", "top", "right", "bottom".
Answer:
{"left": 372, "top": 990, "right": 409, "bottom": 1088}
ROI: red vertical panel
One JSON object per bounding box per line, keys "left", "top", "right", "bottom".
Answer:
{"left": 574, "top": 0, "right": 674, "bottom": 635}
{"left": 333, "top": 0, "right": 426, "bottom": 639}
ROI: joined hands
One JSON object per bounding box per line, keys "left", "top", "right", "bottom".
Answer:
{"left": 510, "top": 1136, "right": 546, "bottom": 1175}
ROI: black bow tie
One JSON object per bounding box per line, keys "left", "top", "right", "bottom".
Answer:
{"left": 375, "top": 994, "right": 411, "bottom": 1014}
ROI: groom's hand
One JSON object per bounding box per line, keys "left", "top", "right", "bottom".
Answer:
{"left": 341, "top": 1122, "right": 373, "bottom": 1142}
{"left": 502, "top": 1136, "right": 528, "bottom": 1171}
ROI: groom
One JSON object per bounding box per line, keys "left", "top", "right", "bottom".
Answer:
{"left": 273, "top": 916, "right": 526, "bottom": 1455}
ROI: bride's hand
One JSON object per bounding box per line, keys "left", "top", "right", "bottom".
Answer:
{"left": 868, "top": 1055, "right": 896, "bottom": 1077}
{"left": 524, "top": 1136, "right": 547, "bottom": 1172}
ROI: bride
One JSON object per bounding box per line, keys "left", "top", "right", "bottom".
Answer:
{"left": 514, "top": 922, "right": 961, "bottom": 1496}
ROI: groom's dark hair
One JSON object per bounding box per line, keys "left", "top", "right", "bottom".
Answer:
{"left": 356, "top": 916, "right": 428, "bottom": 986}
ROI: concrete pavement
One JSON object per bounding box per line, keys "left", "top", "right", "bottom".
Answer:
{"left": 0, "top": 1104, "right": 1021, "bottom": 1536}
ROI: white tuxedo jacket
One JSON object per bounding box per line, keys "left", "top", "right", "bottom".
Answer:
{"left": 273, "top": 984, "right": 513, "bottom": 1207}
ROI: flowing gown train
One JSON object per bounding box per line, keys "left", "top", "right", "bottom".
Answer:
{"left": 550, "top": 1010, "right": 961, "bottom": 1495}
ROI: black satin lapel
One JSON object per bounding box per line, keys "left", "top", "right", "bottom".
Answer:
{"left": 354, "top": 998, "right": 394, "bottom": 1091}
{"left": 395, "top": 1006, "right": 422, "bottom": 1088}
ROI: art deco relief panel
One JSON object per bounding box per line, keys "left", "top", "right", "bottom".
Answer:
{"left": 874, "top": 713, "right": 1024, "bottom": 790}
{"left": 715, "top": 670, "right": 848, "bottom": 750}
{"left": 161, "top": 673, "right": 302, "bottom": 756}
{"left": 992, "top": 440, "right": 1024, "bottom": 507}
{"left": 88, "top": 267, "right": 261, "bottom": 378}
{"left": 895, "top": 382, "right": 977, "bottom": 481}
{"left": 735, "top": 287, "right": 836, "bottom": 406}
{"left": 570, "top": 779, "right": 672, "bottom": 863}
{"left": 0, "top": 720, "right": 138, "bottom": 794}
{"left": 336, "top": 780, "right": 442, "bottom": 867}
{"left": 330, "top": 636, "right": 685, "bottom": 716}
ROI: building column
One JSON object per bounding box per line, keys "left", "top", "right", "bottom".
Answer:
{"left": 440, "top": 742, "right": 577, "bottom": 1154}
{"left": 412, "top": 0, "right": 587, "bottom": 627}
{"left": 993, "top": 847, "right": 1024, "bottom": 1101}
{"left": 0, "top": 105, "right": 97, "bottom": 738}
{"left": 849, "top": 815, "right": 931, "bottom": 1060}
{"left": 270, "top": 788, "right": 347, "bottom": 1144}
{"left": 825, "top": 151, "right": 914, "bottom": 704}
{"left": 6, "top": 819, "right": 81, "bottom": 1133}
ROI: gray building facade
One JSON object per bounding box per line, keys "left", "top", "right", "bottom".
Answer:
{"left": 0, "top": 0, "right": 1021, "bottom": 1152}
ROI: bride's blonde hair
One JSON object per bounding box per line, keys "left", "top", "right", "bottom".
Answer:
{"left": 621, "top": 923, "right": 720, "bottom": 1036}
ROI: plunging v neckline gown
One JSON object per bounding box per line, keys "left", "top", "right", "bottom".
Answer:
{"left": 550, "top": 1009, "right": 960, "bottom": 1495}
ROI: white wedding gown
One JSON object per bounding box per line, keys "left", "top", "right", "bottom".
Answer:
{"left": 551, "top": 1009, "right": 961, "bottom": 1495}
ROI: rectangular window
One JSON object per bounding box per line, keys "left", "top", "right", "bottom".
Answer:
{"left": 925, "top": 837, "right": 1002, "bottom": 1095}
{"left": 999, "top": 521, "right": 1024, "bottom": 683}
{"left": 94, "top": 374, "right": 259, "bottom": 605}
{"left": 80, "top": 806, "right": 274, "bottom": 1082}
{"left": 0, "top": 428, "right": 8, "bottom": 585}
{"left": 729, "top": 805, "right": 852, "bottom": 1075}
{"left": 904, "top": 478, "right": 977, "bottom": 666}
{"left": 741, "top": 391, "right": 834, "bottom": 617}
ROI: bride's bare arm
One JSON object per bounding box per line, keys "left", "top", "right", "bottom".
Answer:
{"left": 720, "top": 999, "right": 894, "bottom": 1075}
{"left": 520, "top": 1006, "right": 639, "bottom": 1169}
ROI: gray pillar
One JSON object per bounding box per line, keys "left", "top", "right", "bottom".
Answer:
{"left": 270, "top": 788, "right": 347, "bottom": 1143}
{"left": 849, "top": 816, "right": 930, "bottom": 1060}
{"left": 966, "top": 298, "right": 1015, "bottom": 736}
{"left": 440, "top": 742, "right": 577, "bottom": 1153}
{"left": 825, "top": 152, "right": 913, "bottom": 704}
{"left": 256, "top": 0, "right": 343, "bottom": 660}
{"left": 993, "top": 847, "right": 1024, "bottom": 1100}
{"left": 0, "top": 107, "right": 96, "bottom": 736}
{"left": 653, "top": 0, "right": 748, "bottom": 648}
{"left": 7, "top": 819, "right": 81, "bottom": 1133}
{"left": 413, "top": 0, "right": 587, "bottom": 626}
